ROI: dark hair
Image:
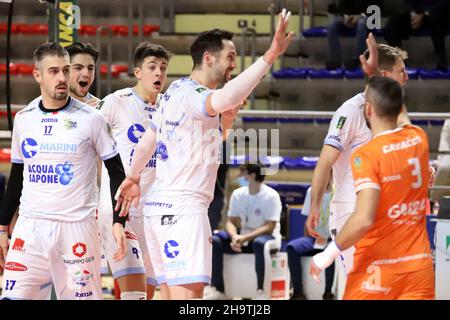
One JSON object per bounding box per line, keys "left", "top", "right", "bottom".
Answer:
{"left": 33, "top": 42, "right": 69, "bottom": 69}
{"left": 366, "top": 76, "right": 404, "bottom": 120}
{"left": 240, "top": 163, "right": 266, "bottom": 182}
{"left": 363, "top": 44, "right": 408, "bottom": 83}
{"left": 65, "top": 42, "right": 99, "bottom": 63}
{"left": 189, "top": 29, "right": 233, "bottom": 68}
{"left": 134, "top": 42, "right": 171, "bottom": 68}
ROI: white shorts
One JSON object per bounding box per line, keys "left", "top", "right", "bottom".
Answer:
{"left": 1, "top": 215, "right": 102, "bottom": 300}
{"left": 329, "top": 201, "right": 356, "bottom": 274}
{"left": 143, "top": 211, "right": 212, "bottom": 286}
{"left": 98, "top": 213, "right": 147, "bottom": 281}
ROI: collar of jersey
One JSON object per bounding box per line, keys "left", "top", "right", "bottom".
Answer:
{"left": 39, "top": 96, "right": 73, "bottom": 114}
{"left": 372, "top": 126, "right": 404, "bottom": 139}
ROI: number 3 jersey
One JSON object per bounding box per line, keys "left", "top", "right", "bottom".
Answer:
{"left": 350, "top": 124, "right": 432, "bottom": 274}
{"left": 97, "top": 87, "right": 158, "bottom": 217}
{"left": 11, "top": 97, "right": 118, "bottom": 222}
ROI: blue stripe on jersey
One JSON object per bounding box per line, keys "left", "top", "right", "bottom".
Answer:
{"left": 100, "top": 149, "right": 119, "bottom": 161}
{"left": 112, "top": 267, "right": 146, "bottom": 279}
{"left": 166, "top": 275, "right": 211, "bottom": 286}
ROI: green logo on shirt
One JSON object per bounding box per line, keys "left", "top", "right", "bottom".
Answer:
{"left": 336, "top": 116, "right": 347, "bottom": 129}
{"left": 446, "top": 236, "right": 450, "bottom": 252}
{"left": 354, "top": 156, "right": 362, "bottom": 169}
{"left": 195, "top": 87, "right": 207, "bottom": 94}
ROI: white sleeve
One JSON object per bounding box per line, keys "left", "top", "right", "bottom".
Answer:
{"left": 97, "top": 94, "right": 119, "bottom": 128}
{"left": 184, "top": 86, "right": 215, "bottom": 120}
{"left": 227, "top": 189, "right": 241, "bottom": 218}
{"left": 324, "top": 104, "right": 357, "bottom": 151}
{"left": 301, "top": 187, "right": 312, "bottom": 217}
{"left": 10, "top": 116, "right": 23, "bottom": 164}
{"left": 439, "top": 120, "right": 450, "bottom": 152}
{"left": 264, "top": 191, "right": 282, "bottom": 222}
{"left": 210, "top": 57, "right": 271, "bottom": 113}
{"left": 90, "top": 110, "right": 119, "bottom": 160}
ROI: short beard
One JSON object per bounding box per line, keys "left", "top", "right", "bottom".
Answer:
{"left": 53, "top": 92, "right": 68, "bottom": 100}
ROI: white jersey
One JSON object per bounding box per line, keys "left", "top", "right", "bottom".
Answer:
{"left": 323, "top": 92, "right": 371, "bottom": 203}
{"left": 11, "top": 97, "right": 118, "bottom": 222}
{"left": 146, "top": 78, "right": 221, "bottom": 216}
{"left": 228, "top": 184, "right": 282, "bottom": 240}
{"left": 97, "top": 87, "right": 158, "bottom": 217}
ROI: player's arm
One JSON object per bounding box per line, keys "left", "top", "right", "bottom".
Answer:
{"left": 114, "top": 126, "right": 157, "bottom": 214}
{"left": 0, "top": 163, "right": 24, "bottom": 267}
{"left": 307, "top": 145, "right": 340, "bottom": 237}
{"left": 205, "top": 10, "right": 294, "bottom": 116}
{"left": 310, "top": 188, "right": 378, "bottom": 282}
{"left": 225, "top": 216, "right": 241, "bottom": 239}
{"left": 397, "top": 105, "right": 411, "bottom": 127}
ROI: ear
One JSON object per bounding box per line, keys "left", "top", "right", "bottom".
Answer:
{"left": 134, "top": 67, "right": 141, "bottom": 79}
{"left": 365, "top": 101, "right": 374, "bottom": 118}
{"left": 203, "top": 51, "right": 215, "bottom": 67}
{"left": 32, "top": 68, "right": 41, "bottom": 84}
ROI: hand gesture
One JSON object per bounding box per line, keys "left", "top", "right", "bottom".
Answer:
{"left": 359, "top": 33, "right": 379, "bottom": 77}
{"left": 114, "top": 177, "right": 141, "bottom": 217}
{"left": 264, "top": 8, "right": 295, "bottom": 64}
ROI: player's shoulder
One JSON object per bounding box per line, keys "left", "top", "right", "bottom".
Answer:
{"left": 69, "top": 98, "right": 99, "bottom": 117}
{"left": 168, "top": 77, "right": 210, "bottom": 96}
{"left": 335, "top": 92, "right": 366, "bottom": 117}
{"left": 16, "top": 97, "right": 40, "bottom": 117}
{"left": 261, "top": 183, "right": 279, "bottom": 197}
{"left": 232, "top": 186, "right": 248, "bottom": 198}
{"left": 98, "top": 87, "right": 132, "bottom": 110}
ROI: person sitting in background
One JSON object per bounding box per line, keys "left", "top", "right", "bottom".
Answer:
{"left": 326, "top": 0, "right": 382, "bottom": 70}
{"left": 383, "top": 0, "right": 450, "bottom": 71}
{"left": 431, "top": 119, "right": 450, "bottom": 203}
{"left": 205, "top": 163, "right": 282, "bottom": 300}
{"left": 286, "top": 179, "right": 335, "bottom": 300}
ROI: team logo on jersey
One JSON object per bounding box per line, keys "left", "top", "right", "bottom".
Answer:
{"left": 354, "top": 156, "right": 362, "bottom": 169}
{"left": 127, "top": 124, "right": 145, "bottom": 143}
{"left": 195, "top": 87, "right": 207, "bottom": 94}
{"left": 164, "top": 240, "right": 179, "bottom": 259}
{"left": 21, "top": 138, "right": 38, "bottom": 159}
{"left": 64, "top": 118, "right": 78, "bottom": 130}
{"left": 12, "top": 238, "right": 25, "bottom": 252}
{"left": 161, "top": 215, "right": 177, "bottom": 226}
{"left": 72, "top": 270, "right": 93, "bottom": 287}
{"left": 55, "top": 161, "right": 74, "bottom": 185}
{"left": 72, "top": 242, "right": 87, "bottom": 258}
{"left": 446, "top": 236, "right": 450, "bottom": 253}
{"left": 155, "top": 141, "right": 168, "bottom": 161}
{"left": 96, "top": 100, "right": 105, "bottom": 110}
{"left": 336, "top": 116, "right": 347, "bottom": 129}
{"left": 5, "top": 262, "right": 27, "bottom": 272}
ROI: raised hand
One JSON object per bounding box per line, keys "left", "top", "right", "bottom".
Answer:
{"left": 264, "top": 8, "right": 295, "bottom": 64}
{"left": 359, "top": 33, "right": 379, "bottom": 77}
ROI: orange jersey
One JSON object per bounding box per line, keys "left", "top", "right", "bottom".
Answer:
{"left": 350, "top": 125, "right": 433, "bottom": 275}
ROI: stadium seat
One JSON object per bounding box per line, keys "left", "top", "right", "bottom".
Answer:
{"left": 344, "top": 68, "right": 364, "bottom": 79}
{"left": 0, "top": 148, "right": 11, "bottom": 163}
{"left": 308, "top": 68, "right": 344, "bottom": 79}
{"left": 99, "top": 64, "right": 128, "bottom": 77}
{"left": 272, "top": 68, "right": 308, "bottom": 79}
{"left": 419, "top": 68, "right": 450, "bottom": 80}
{"left": 406, "top": 67, "right": 420, "bottom": 80}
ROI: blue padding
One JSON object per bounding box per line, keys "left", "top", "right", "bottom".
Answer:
{"left": 273, "top": 67, "right": 309, "bottom": 79}
{"left": 302, "top": 27, "right": 327, "bottom": 37}
{"left": 288, "top": 208, "right": 307, "bottom": 240}
{"left": 412, "top": 120, "right": 429, "bottom": 126}
{"left": 344, "top": 68, "right": 364, "bottom": 79}
{"left": 259, "top": 156, "right": 285, "bottom": 168}
{"left": 283, "top": 156, "right": 318, "bottom": 170}
{"left": 406, "top": 68, "right": 420, "bottom": 79}
{"left": 308, "top": 68, "right": 344, "bottom": 79}
{"left": 242, "top": 117, "right": 321, "bottom": 124}
{"left": 229, "top": 155, "right": 250, "bottom": 167}
{"left": 419, "top": 68, "right": 450, "bottom": 79}
{"left": 372, "top": 28, "right": 384, "bottom": 37}
{"left": 266, "top": 183, "right": 310, "bottom": 209}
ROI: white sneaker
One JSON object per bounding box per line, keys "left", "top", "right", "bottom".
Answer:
{"left": 253, "top": 289, "right": 270, "bottom": 300}
{"left": 203, "top": 288, "right": 229, "bottom": 300}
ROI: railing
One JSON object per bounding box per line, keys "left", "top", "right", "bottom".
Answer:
{"left": 239, "top": 22, "right": 258, "bottom": 109}
{"left": 238, "top": 110, "right": 450, "bottom": 120}
{"left": 95, "top": 26, "right": 114, "bottom": 97}
{"left": 159, "top": 0, "right": 174, "bottom": 34}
